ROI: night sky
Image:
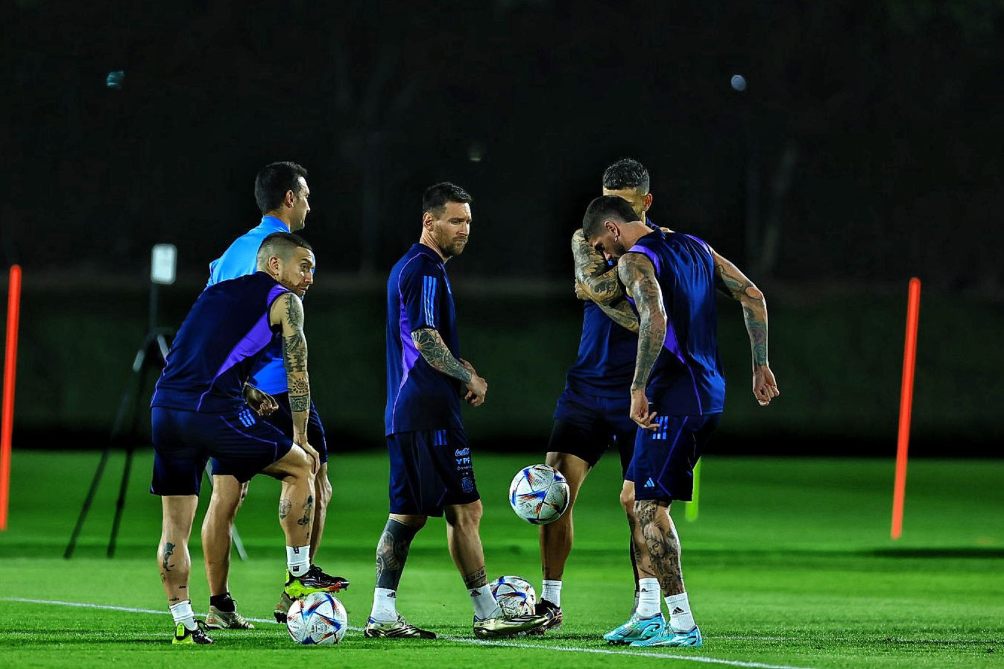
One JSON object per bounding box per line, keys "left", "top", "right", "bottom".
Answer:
{"left": 2, "top": 0, "right": 1001, "bottom": 289}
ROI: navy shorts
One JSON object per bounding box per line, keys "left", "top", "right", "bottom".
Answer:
{"left": 151, "top": 406, "right": 293, "bottom": 495}
{"left": 209, "top": 395, "right": 328, "bottom": 475}
{"left": 628, "top": 413, "right": 720, "bottom": 503}
{"left": 386, "top": 429, "right": 480, "bottom": 516}
{"left": 549, "top": 385, "right": 637, "bottom": 475}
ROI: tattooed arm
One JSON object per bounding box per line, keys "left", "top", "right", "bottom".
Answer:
{"left": 571, "top": 229, "right": 640, "bottom": 333}
{"left": 412, "top": 327, "right": 488, "bottom": 407}
{"left": 270, "top": 292, "right": 319, "bottom": 467}
{"left": 572, "top": 229, "right": 621, "bottom": 304}
{"left": 597, "top": 297, "right": 641, "bottom": 334}
{"left": 617, "top": 253, "right": 666, "bottom": 430}
{"left": 710, "top": 249, "right": 780, "bottom": 406}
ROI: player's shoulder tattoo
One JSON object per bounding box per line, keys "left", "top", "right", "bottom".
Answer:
{"left": 617, "top": 251, "right": 655, "bottom": 286}
{"left": 283, "top": 292, "right": 304, "bottom": 329}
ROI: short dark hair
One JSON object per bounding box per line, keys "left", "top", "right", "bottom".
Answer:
{"left": 602, "top": 158, "right": 650, "bottom": 193}
{"left": 256, "top": 232, "right": 313, "bottom": 269}
{"left": 582, "top": 195, "right": 641, "bottom": 239}
{"left": 255, "top": 162, "right": 308, "bottom": 214}
{"left": 422, "top": 182, "right": 473, "bottom": 217}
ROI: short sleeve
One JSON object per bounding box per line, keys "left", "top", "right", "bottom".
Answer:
{"left": 400, "top": 264, "right": 441, "bottom": 332}
{"left": 207, "top": 236, "right": 261, "bottom": 286}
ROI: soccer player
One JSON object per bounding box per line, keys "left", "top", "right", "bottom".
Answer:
{"left": 199, "top": 161, "right": 345, "bottom": 628}
{"left": 151, "top": 233, "right": 346, "bottom": 645}
{"left": 537, "top": 159, "right": 661, "bottom": 631}
{"left": 365, "top": 183, "right": 548, "bottom": 640}
{"left": 583, "top": 196, "right": 779, "bottom": 647}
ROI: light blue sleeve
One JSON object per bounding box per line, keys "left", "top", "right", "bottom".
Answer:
{"left": 207, "top": 232, "right": 264, "bottom": 286}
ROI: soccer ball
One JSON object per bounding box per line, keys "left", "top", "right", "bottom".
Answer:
{"left": 490, "top": 575, "right": 536, "bottom": 617}
{"left": 508, "top": 464, "right": 570, "bottom": 525}
{"left": 286, "top": 592, "right": 348, "bottom": 645}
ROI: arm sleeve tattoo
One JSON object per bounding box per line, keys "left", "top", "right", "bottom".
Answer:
{"left": 411, "top": 327, "right": 472, "bottom": 383}
{"left": 712, "top": 250, "right": 770, "bottom": 367}
{"left": 596, "top": 299, "right": 640, "bottom": 333}
{"left": 571, "top": 229, "right": 625, "bottom": 306}
{"left": 279, "top": 293, "right": 311, "bottom": 429}
{"left": 617, "top": 254, "right": 667, "bottom": 391}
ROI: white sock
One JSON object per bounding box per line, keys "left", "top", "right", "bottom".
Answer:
{"left": 286, "top": 545, "right": 311, "bottom": 576}
{"left": 632, "top": 590, "right": 640, "bottom": 614}
{"left": 541, "top": 579, "right": 562, "bottom": 607}
{"left": 169, "top": 600, "right": 197, "bottom": 631}
{"left": 370, "top": 587, "right": 398, "bottom": 622}
{"left": 470, "top": 584, "right": 499, "bottom": 619}
{"left": 666, "top": 592, "right": 696, "bottom": 631}
{"left": 636, "top": 578, "right": 661, "bottom": 617}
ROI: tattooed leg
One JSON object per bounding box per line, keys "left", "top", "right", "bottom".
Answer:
{"left": 443, "top": 501, "right": 505, "bottom": 618}
{"left": 263, "top": 446, "right": 317, "bottom": 548}
{"left": 158, "top": 495, "right": 198, "bottom": 605}
{"left": 277, "top": 483, "right": 313, "bottom": 547}
{"left": 635, "top": 499, "right": 685, "bottom": 596}
{"left": 463, "top": 566, "right": 488, "bottom": 589}
{"left": 443, "top": 500, "right": 488, "bottom": 588}
{"left": 375, "top": 517, "right": 423, "bottom": 590}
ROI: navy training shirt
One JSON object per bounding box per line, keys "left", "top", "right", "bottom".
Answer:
{"left": 152, "top": 272, "right": 290, "bottom": 413}
{"left": 206, "top": 215, "right": 291, "bottom": 395}
{"left": 385, "top": 243, "right": 463, "bottom": 435}
{"left": 564, "top": 217, "right": 658, "bottom": 397}
{"left": 564, "top": 300, "right": 638, "bottom": 397}
{"left": 625, "top": 230, "right": 726, "bottom": 415}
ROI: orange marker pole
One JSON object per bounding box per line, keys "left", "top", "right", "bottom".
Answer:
{"left": 891, "top": 277, "right": 921, "bottom": 540}
{"left": 1, "top": 265, "right": 22, "bottom": 530}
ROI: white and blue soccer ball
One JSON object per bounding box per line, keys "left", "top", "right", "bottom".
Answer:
{"left": 286, "top": 592, "right": 348, "bottom": 645}
{"left": 508, "top": 464, "right": 570, "bottom": 525}
{"left": 491, "top": 575, "right": 536, "bottom": 617}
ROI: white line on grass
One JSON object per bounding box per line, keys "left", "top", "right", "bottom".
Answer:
{"left": 1, "top": 597, "right": 816, "bottom": 669}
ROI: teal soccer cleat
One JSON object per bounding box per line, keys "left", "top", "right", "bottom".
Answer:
{"left": 630, "top": 625, "right": 703, "bottom": 648}
{"left": 602, "top": 612, "right": 665, "bottom": 645}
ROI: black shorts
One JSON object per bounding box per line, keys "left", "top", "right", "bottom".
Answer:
{"left": 386, "top": 429, "right": 480, "bottom": 516}
{"left": 548, "top": 385, "right": 637, "bottom": 476}
{"left": 629, "top": 413, "right": 720, "bottom": 503}
{"left": 151, "top": 406, "right": 293, "bottom": 495}
{"left": 210, "top": 396, "right": 328, "bottom": 476}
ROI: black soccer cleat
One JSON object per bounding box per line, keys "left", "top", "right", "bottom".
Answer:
{"left": 172, "top": 620, "right": 214, "bottom": 645}
{"left": 525, "top": 599, "right": 563, "bottom": 634}
{"left": 283, "top": 564, "right": 350, "bottom": 599}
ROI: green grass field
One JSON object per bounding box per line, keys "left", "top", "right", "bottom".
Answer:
{"left": 1, "top": 450, "right": 1002, "bottom": 668}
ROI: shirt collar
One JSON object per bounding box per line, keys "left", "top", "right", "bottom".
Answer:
{"left": 260, "top": 216, "right": 290, "bottom": 232}
{"left": 413, "top": 242, "right": 446, "bottom": 265}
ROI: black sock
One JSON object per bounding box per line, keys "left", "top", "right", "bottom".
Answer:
{"left": 210, "top": 593, "right": 235, "bottom": 613}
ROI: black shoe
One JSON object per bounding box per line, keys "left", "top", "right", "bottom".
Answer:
{"left": 172, "top": 620, "right": 214, "bottom": 645}
{"left": 526, "top": 599, "right": 562, "bottom": 634}
{"left": 283, "top": 565, "right": 350, "bottom": 599}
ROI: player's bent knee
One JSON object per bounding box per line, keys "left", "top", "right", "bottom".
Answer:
{"left": 545, "top": 452, "right": 589, "bottom": 488}
{"left": 445, "top": 500, "right": 483, "bottom": 529}
{"left": 621, "top": 491, "right": 636, "bottom": 515}
{"left": 208, "top": 482, "right": 243, "bottom": 517}
{"left": 620, "top": 479, "right": 637, "bottom": 515}
{"left": 264, "top": 446, "right": 314, "bottom": 483}
{"left": 389, "top": 513, "right": 427, "bottom": 530}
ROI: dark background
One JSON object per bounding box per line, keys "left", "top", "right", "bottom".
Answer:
{"left": 1, "top": 0, "right": 1002, "bottom": 455}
